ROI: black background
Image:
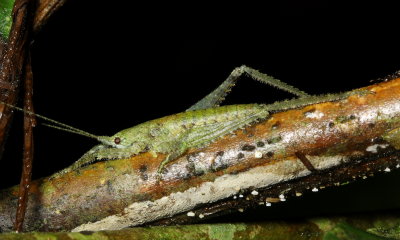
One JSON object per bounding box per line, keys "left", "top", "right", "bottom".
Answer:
{"left": 1, "top": 1, "right": 400, "bottom": 222}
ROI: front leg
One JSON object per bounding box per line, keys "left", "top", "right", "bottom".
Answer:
{"left": 50, "top": 145, "right": 137, "bottom": 179}
{"left": 155, "top": 141, "right": 189, "bottom": 182}
{"left": 157, "top": 148, "right": 187, "bottom": 175}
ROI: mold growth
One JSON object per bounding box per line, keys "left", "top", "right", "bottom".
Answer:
{"left": 254, "top": 151, "right": 263, "bottom": 158}
{"left": 304, "top": 108, "right": 324, "bottom": 119}
{"left": 366, "top": 144, "right": 389, "bottom": 153}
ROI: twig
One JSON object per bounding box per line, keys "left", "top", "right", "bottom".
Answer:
{"left": 33, "top": 0, "right": 67, "bottom": 34}
{"left": 0, "top": 0, "right": 34, "bottom": 159}
{"left": 14, "top": 51, "right": 36, "bottom": 232}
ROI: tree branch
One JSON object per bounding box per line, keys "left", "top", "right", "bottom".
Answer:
{"left": 1, "top": 75, "right": 400, "bottom": 232}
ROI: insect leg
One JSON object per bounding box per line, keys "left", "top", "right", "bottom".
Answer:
{"left": 157, "top": 147, "right": 186, "bottom": 176}
{"left": 50, "top": 145, "right": 106, "bottom": 178}
{"left": 157, "top": 108, "right": 269, "bottom": 179}
{"left": 295, "top": 152, "right": 316, "bottom": 172}
{"left": 187, "top": 65, "right": 310, "bottom": 111}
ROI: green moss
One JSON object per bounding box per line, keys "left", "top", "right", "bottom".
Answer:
{"left": 266, "top": 135, "right": 282, "bottom": 144}
{"left": 383, "top": 128, "right": 400, "bottom": 150}
{"left": 323, "top": 223, "right": 390, "bottom": 240}
{"left": 312, "top": 218, "right": 338, "bottom": 232}
{"left": 367, "top": 218, "right": 400, "bottom": 239}
{"left": 33, "top": 232, "right": 59, "bottom": 240}
{"left": 67, "top": 232, "right": 109, "bottom": 240}
{"left": 0, "top": 0, "right": 14, "bottom": 39}
{"left": 40, "top": 182, "right": 57, "bottom": 196}
{"left": 208, "top": 224, "right": 246, "bottom": 240}
{"left": 335, "top": 115, "right": 355, "bottom": 124}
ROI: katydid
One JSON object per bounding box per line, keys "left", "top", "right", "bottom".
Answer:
{"left": 1, "top": 66, "right": 367, "bottom": 179}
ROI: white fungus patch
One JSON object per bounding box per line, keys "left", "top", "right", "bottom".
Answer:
{"left": 254, "top": 151, "right": 263, "bottom": 158}
{"left": 312, "top": 187, "right": 319, "bottom": 192}
{"left": 384, "top": 167, "right": 391, "bottom": 172}
{"left": 304, "top": 111, "right": 324, "bottom": 119}
{"left": 251, "top": 190, "right": 259, "bottom": 196}
{"left": 366, "top": 144, "right": 389, "bottom": 153}
{"left": 266, "top": 202, "right": 271, "bottom": 207}
{"left": 199, "top": 214, "right": 204, "bottom": 219}
{"left": 279, "top": 194, "right": 286, "bottom": 202}
{"left": 187, "top": 211, "right": 195, "bottom": 217}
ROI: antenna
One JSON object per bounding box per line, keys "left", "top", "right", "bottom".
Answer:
{"left": 0, "top": 100, "right": 108, "bottom": 143}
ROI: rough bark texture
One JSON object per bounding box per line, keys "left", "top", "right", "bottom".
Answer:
{"left": 1, "top": 76, "right": 400, "bottom": 232}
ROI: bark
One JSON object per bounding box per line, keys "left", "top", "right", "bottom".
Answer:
{"left": 1, "top": 76, "right": 400, "bottom": 232}
{"left": 33, "top": 0, "right": 66, "bottom": 34}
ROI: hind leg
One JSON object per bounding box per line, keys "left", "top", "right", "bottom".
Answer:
{"left": 187, "top": 65, "right": 310, "bottom": 111}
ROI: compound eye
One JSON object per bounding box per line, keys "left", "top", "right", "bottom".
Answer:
{"left": 114, "top": 137, "right": 121, "bottom": 144}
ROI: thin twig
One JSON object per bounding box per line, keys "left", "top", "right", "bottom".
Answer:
{"left": 33, "top": 0, "right": 67, "bottom": 34}
{"left": 14, "top": 51, "right": 36, "bottom": 232}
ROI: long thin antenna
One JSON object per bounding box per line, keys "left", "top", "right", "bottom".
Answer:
{"left": 42, "top": 124, "right": 100, "bottom": 140}
{"left": 0, "top": 101, "right": 103, "bottom": 141}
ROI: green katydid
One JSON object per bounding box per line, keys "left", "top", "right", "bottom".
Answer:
{"left": 1, "top": 66, "right": 367, "bottom": 179}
